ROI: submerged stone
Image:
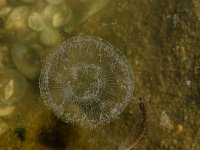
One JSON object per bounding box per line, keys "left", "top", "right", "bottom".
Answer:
{"left": 6, "top": 6, "right": 30, "bottom": 29}
{"left": 28, "top": 12, "right": 45, "bottom": 31}
{"left": 42, "top": 4, "right": 72, "bottom": 28}
{"left": 40, "top": 27, "right": 62, "bottom": 46}
{"left": 52, "top": 5, "right": 72, "bottom": 28}
{"left": 42, "top": 5, "right": 57, "bottom": 23}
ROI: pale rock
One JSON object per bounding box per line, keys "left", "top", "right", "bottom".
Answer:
{"left": 28, "top": 12, "right": 45, "bottom": 31}
{"left": 40, "top": 27, "right": 62, "bottom": 46}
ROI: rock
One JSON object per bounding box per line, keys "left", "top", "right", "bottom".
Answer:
{"left": 6, "top": 6, "right": 30, "bottom": 29}
{"left": 175, "top": 124, "right": 183, "bottom": 133}
{"left": 42, "top": 5, "right": 57, "bottom": 24}
{"left": 40, "top": 27, "right": 62, "bottom": 46}
{"left": 11, "top": 44, "right": 41, "bottom": 80}
{"left": 28, "top": 12, "right": 45, "bottom": 31}
{"left": 52, "top": 5, "right": 72, "bottom": 28}
{"left": 42, "top": 4, "right": 72, "bottom": 28}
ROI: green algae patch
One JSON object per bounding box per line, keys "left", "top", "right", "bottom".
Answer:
{"left": 14, "top": 126, "right": 26, "bottom": 142}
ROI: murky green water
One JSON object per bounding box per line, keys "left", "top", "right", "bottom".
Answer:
{"left": 0, "top": 0, "right": 200, "bottom": 149}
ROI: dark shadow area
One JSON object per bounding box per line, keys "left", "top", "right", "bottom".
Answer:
{"left": 37, "top": 116, "right": 79, "bottom": 150}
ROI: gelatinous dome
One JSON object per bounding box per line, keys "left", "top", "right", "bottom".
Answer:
{"left": 39, "top": 35, "right": 134, "bottom": 128}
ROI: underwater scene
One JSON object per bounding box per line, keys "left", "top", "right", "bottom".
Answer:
{"left": 0, "top": 0, "right": 200, "bottom": 149}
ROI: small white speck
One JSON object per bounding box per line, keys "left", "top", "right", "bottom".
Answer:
{"left": 186, "top": 80, "right": 191, "bottom": 88}
{"left": 173, "top": 13, "right": 180, "bottom": 27}
{"left": 160, "top": 110, "right": 171, "bottom": 128}
{"left": 129, "top": 110, "right": 133, "bottom": 114}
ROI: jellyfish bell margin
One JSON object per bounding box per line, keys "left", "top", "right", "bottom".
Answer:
{"left": 39, "top": 35, "right": 134, "bottom": 128}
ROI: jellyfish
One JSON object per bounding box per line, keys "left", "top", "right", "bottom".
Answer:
{"left": 39, "top": 35, "right": 134, "bottom": 128}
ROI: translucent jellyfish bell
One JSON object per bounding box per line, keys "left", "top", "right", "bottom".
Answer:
{"left": 39, "top": 35, "right": 134, "bottom": 128}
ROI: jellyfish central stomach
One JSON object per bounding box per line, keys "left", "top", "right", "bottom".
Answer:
{"left": 68, "top": 63, "right": 105, "bottom": 102}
